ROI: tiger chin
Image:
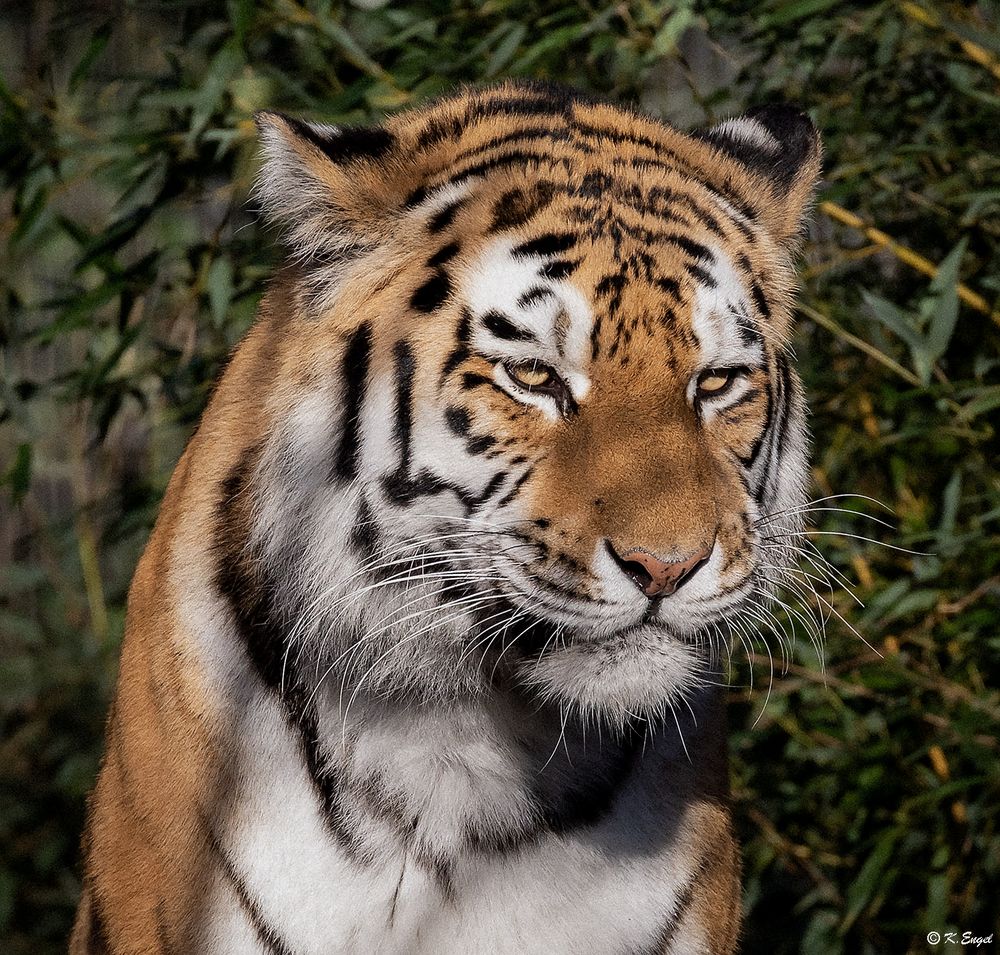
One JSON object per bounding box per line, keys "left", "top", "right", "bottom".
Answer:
{"left": 73, "top": 81, "right": 820, "bottom": 955}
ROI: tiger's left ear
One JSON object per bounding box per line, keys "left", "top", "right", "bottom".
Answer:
{"left": 695, "top": 104, "right": 822, "bottom": 249}
{"left": 253, "top": 110, "right": 411, "bottom": 261}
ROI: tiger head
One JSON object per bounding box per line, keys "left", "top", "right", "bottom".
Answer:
{"left": 240, "top": 82, "right": 821, "bottom": 726}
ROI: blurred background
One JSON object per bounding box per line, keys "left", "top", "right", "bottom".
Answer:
{"left": 1, "top": 1, "right": 998, "bottom": 952}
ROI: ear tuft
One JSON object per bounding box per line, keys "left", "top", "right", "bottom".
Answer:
{"left": 252, "top": 111, "right": 401, "bottom": 265}
{"left": 698, "top": 103, "right": 819, "bottom": 196}
{"left": 696, "top": 103, "right": 821, "bottom": 246}
{"left": 256, "top": 111, "right": 396, "bottom": 165}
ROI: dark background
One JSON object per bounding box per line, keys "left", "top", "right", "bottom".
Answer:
{"left": 1, "top": 1, "right": 998, "bottom": 952}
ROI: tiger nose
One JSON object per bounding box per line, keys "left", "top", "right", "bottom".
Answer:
{"left": 607, "top": 541, "right": 713, "bottom": 598}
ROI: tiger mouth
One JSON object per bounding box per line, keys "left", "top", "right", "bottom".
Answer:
{"left": 493, "top": 613, "right": 700, "bottom": 662}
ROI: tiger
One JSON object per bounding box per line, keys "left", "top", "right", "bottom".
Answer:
{"left": 71, "top": 80, "right": 821, "bottom": 955}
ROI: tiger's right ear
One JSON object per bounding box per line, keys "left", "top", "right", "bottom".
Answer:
{"left": 253, "top": 111, "right": 408, "bottom": 261}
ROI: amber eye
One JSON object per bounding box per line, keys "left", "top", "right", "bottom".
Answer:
{"left": 506, "top": 361, "right": 557, "bottom": 390}
{"left": 502, "top": 360, "right": 575, "bottom": 415}
{"left": 696, "top": 367, "right": 743, "bottom": 399}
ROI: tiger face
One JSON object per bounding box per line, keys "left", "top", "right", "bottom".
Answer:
{"left": 247, "top": 82, "right": 820, "bottom": 726}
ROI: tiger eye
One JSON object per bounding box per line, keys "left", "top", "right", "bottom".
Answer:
{"left": 509, "top": 363, "right": 554, "bottom": 389}
{"left": 698, "top": 371, "right": 733, "bottom": 395}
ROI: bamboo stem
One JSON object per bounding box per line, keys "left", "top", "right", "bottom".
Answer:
{"left": 819, "top": 201, "right": 1000, "bottom": 324}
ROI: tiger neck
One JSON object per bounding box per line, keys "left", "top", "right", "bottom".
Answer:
{"left": 300, "top": 679, "right": 729, "bottom": 861}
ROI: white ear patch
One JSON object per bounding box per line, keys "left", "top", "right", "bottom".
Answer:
{"left": 710, "top": 117, "right": 781, "bottom": 155}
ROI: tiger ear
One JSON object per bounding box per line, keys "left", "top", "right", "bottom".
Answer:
{"left": 695, "top": 104, "right": 822, "bottom": 248}
{"left": 253, "top": 110, "right": 405, "bottom": 261}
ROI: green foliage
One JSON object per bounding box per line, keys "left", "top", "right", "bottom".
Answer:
{"left": 2, "top": 1, "right": 998, "bottom": 952}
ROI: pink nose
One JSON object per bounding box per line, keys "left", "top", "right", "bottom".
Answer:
{"left": 608, "top": 543, "right": 712, "bottom": 598}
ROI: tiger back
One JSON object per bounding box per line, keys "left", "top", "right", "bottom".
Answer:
{"left": 73, "top": 81, "right": 820, "bottom": 955}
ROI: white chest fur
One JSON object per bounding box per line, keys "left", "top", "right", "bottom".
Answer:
{"left": 204, "top": 684, "right": 714, "bottom": 955}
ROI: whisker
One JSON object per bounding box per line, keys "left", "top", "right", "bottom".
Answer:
{"left": 763, "top": 530, "right": 930, "bottom": 557}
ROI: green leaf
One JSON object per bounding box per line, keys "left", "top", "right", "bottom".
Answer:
{"left": 486, "top": 24, "right": 528, "bottom": 77}
{"left": 3, "top": 443, "right": 32, "bottom": 504}
{"left": 957, "top": 386, "right": 1000, "bottom": 421}
{"left": 841, "top": 827, "right": 903, "bottom": 932}
{"left": 69, "top": 24, "right": 112, "bottom": 92}
{"left": 922, "top": 238, "right": 967, "bottom": 364}
{"left": 206, "top": 257, "right": 235, "bottom": 328}
{"left": 760, "top": 0, "right": 843, "bottom": 28}
{"left": 862, "top": 291, "right": 934, "bottom": 384}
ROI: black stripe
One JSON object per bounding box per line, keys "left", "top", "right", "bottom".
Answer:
{"left": 208, "top": 828, "right": 297, "bottom": 955}
{"left": 428, "top": 198, "right": 465, "bottom": 233}
{"left": 473, "top": 470, "right": 509, "bottom": 509}
{"left": 771, "top": 353, "right": 795, "bottom": 468}
{"left": 687, "top": 263, "right": 716, "bottom": 288}
{"left": 467, "top": 434, "right": 496, "bottom": 455}
{"left": 214, "top": 455, "right": 358, "bottom": 855}
{"left": 571, "top": 118, "right": 667, "bottom": 155}
{"left": 446, "top": 150, "right": 572, "bottom": 189}
{"left": 620, "top": 155, "right": 760, "bottom": 222}
{"left": 541, "top": 259, "right": 580, "bottom": 279}
{"left": 668, "top": 234, "right": 714, "bottom": 262}
{"left": 751, "top": 280, "right": 772, "bottom": 319}
{"left": 383, "top": 465, "right": 509, "bottom": 513}
{"left": 518, "top": 286, "right": 554, "bottom": 308}
{"left": 639, "top": 877, "right": 696, "bottom": 955}
{"left": 496, "top": 465, "right": 534, "bottom": 508}
{"left": 512, "top": 232, "right": 578, "bottom": 258}
{"left": 392, "top": 339, "right": 416, "bottom": 469}
{"left": 444, "top": 406, "right": 471, "bottom": 436}
{"left": 439, "top": 311, "right": 472, "bottom": 386}
{"left": 381, "top": 340, "right": 422, "bottom": 507}
{"left": 648, "top": 185, "right": 725, "bottom": 236}
{"left": 404, "top": 184, "right": 427, "bottom": 208}
{"left": 741, "top": 371, "right": 773, "bottom": 469}
{"left": 284, "top": 117, "right": 393, "bottom": 165}
{"left": 410, "top": 270, "right": 452, "bottom": 313}
{"left": 428, "top": 242, "right": 460, "bottom": 267}
{"left": 349, "top": 494, "right": 380, "bottom": 564}
{"left": 639, "top": 831, "right": 735, "bottom": 955}
{"left": 753, "top": 353, "right": 790, "bottom": 501}
{"left": 450, "top": 125, "right": 580, "bottom": 167}
{"left": 333, "top": 324, "right": 372, "bottom": 482}
{"left": 596, "top": 273, "right": 626, "bottom": 309}
{"left": 383, "top": 469, "right": 449, "bottom": 506}
{"left": 657, "top": 276, "right": 681, "bottom": 298}
{"left": 722, "top": 387, "right": 764, "bottom": 414}
{"left": 590, "top": 313, "right": 604, "bottom": 361}
{"left": 734, "top": 307, "right": 763, "bottom": 347}
{"left": 213, "top": 448, "right": 287, "bottom": 695}
{"left": 489, "top": 182, "right": 557, "bottom": 233}
{"left": 483, "top": 310, "right": 536, "bottom": 342}
{"left": 440, "top": 346, "right": 469, "bottom": 384}
{"left": 461, "top": 371, "right": 500, "bottom": 392}
{"left": 415, "top": 93, "right": 574, "bottom": 150}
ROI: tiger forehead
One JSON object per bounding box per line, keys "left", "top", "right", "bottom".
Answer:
{"left": 432, "top": 184, "right": 765, "bottom": 371}
{"left": 399, "top": 118, "right": 780, "bottom": 352}
{"left": 387, "top": 85, "right": 752, "bottom": 214}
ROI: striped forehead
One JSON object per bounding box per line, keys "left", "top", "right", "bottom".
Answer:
{"left": 454, "top": 235, "right": 764, "bottom": 382}
{"left": 459, "top": 233, "right": 594, "bottom": 395}
{"left": 688, "top": 246, "right": 765, "bottom": 368}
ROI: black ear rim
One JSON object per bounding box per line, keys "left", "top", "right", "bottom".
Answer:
{"left": 744, "top": 103, "right": 818, "bottom": 160}
{"left": 254, "top": 109, "right": 396, "bottom": 166}
{"left": 695, "top": 103, "right": 819, "bottom": 194}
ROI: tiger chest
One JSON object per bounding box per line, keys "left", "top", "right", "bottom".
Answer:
{"left": 205, "top": 689, "right": 710, "bottom": 954}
